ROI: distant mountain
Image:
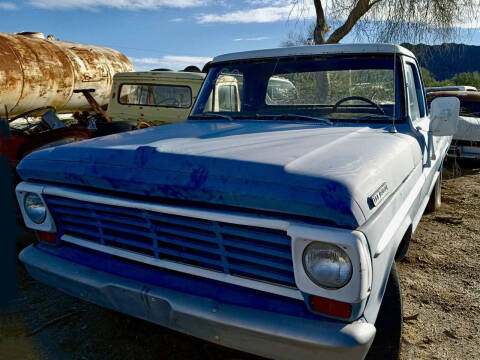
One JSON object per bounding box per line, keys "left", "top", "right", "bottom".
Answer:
{"left": 402, "top": 43, "right": 480, "bottom": 81}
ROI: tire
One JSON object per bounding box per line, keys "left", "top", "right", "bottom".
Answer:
{"left": 365, "top": 263, "right": 402, "bottom": 360}
{"left": 96, "top": 120, "right": 137, "bottom": 137}
{"left": 426, "top": 168, "right": 442, "bottom": 213}
{"left": 395, "top": 227, "right": 412, "bottom": 262}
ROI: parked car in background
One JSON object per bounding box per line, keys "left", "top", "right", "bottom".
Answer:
{"left": 203, "top": 74, "right": 297, "bottom": 111}
{"left": 107, "top": 70, "right": 206, "bottom": 127}
{"left": 427, "top": 90, "right": 480, "bottom": 159}
{"left": 16, "top": 44, "right": 459, "bottom": 360}
{"left": 425, "top": 85, "right": 477, "bottom": 94}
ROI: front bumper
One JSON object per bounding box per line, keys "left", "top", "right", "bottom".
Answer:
{"left": 20, "top": 245, "right": 376, "bottom": 360}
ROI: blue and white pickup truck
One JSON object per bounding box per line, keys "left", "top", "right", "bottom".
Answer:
{"left": 17, "top": 44, "right": 459, "bottom": 360}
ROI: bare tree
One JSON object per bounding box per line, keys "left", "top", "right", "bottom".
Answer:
{"left": 291, "top": 0, "right": 478, "bottom": 45}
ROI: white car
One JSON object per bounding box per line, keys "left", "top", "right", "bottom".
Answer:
{"left": 17, "top": 44, "right": 459, "bottom": 360}
{"left": 428, "top": 90, "right": 480, "bottom": 159}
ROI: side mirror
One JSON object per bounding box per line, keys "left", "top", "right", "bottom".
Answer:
{"left": 430, "top": 97, "right": 460, "bottom": 136}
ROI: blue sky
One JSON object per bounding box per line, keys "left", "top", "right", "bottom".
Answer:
{"left": 1, "top": 0, "right": 480, "bottom": 71}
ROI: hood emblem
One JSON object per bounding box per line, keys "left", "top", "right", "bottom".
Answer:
{"left": 368, "top": 183, "right": 389, "bottom": 208}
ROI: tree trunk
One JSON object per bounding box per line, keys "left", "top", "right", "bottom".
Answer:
{"left": 314, "top": 24, "right": 329, "bottom": 103}
{"left": 313, "top": 0, "right": 330, "bottom": 45}
{"left": 313, "top": 0, "right": 330, "bottom": 102}
{"left": 314, "top": 24, "right": 327, "bottom": 45}
{"left": 315, "top": 71, "right": 329, "bottom": 103}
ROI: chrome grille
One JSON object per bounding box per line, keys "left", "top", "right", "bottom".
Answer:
{"left": 45, "top": 195, "right": 296, "bottom": 287}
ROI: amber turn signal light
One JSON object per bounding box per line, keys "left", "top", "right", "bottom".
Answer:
{"left": 309, "top": 295, "right": 352, "bottom": 319}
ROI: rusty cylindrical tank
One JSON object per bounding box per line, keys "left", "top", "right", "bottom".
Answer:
{"left": 0, "top": 31, "right": 134, "bottom": 116}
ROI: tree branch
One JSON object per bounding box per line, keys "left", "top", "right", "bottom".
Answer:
{"left": 326, "top": 0, "right": 382, "bottom": 44}
{"left": 314, "top": 0, "right": 327, "bottom": 25}
{"left": 313, "top": 0, "right": 331, "bottom": 44}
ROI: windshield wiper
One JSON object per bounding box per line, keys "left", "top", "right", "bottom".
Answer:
{"left": 285, "top": 114, "right": 332, "bottom": 125}
{"left": 355, "top": 115, "right": 394, "bottom": 121}
{"left": 258, "top": 114, "right": 332, "bottom": 125}
{"left": 189, "top": 113, "right": 233, "bottom": 121}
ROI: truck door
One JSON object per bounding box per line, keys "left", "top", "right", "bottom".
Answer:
{"left": 403, "top": 60, "right": 444, "bottom": 200}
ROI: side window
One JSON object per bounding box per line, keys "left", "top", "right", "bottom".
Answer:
{"left": 198, "top": 71, "right": 243, "bottom": 113}
{"left": 229, "top": 85, "right": 238, "bottom": 110}
{"left": 405, "top": 63, "right": 426, "bottom": 122}
{"left": 265, "top": 77, "right": 298, "bottom": 105}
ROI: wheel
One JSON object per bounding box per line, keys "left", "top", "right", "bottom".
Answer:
{"left": 365, "top": 263, "right": 402, "bottom": 360}
{"left": 96, "top": 120, "right": 137, "bottom": 136}
{"left": 426, "top": 168, "right": 442, "bottom": 213}
{"left": 395, "top": 227, "right": 412, "bottom": 262}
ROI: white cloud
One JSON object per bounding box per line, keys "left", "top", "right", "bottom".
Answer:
{"left": 198, "top": 1, "right": 480, "bottom": 29}
{"left": 129, "top": 55, "right": 212, "bottom": 71}
{"left": 28, "top": 0, "right": 206, "bottom": 10}
{"left": 245, "top": 0, "right": 271, "bottom": 4}
{"left": 196, "top": 2, "right": 315, "bottom": 24}
{"left": 233, "top": 36, "right": 271, "bottom": 41}
{"left": 0, "top": 2, "right": 17, "bottom": 10}
{"left": 169, "top": 17, "right": 185, "bottom": 22}
{"left": 453, "top": 16, "right": 480, "bottom": 29}
{"left": 245, "top": 0, "right": 285, "bottom": 5}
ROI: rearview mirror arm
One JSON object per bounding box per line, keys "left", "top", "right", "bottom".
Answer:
{"left": 416, "top": 120, "right": 435, "bottom": 169}
{"left": 424, "top": 130, "right": 432, "bottom": 168}
{"left": 428, "top": 129, "right": 436, "bottom": 163}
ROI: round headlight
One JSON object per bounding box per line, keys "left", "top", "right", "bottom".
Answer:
{"left": 303, "top": 242, "right": 352, "bottom": 289}
{"left": 24, "top": 193, "right": 47, "bottom": 224}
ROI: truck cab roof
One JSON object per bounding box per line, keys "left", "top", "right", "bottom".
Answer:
{"left": 113, "top": 71, "right": 206, "bottom": 82}
{"left": 212, "top": 44, "right": 415, "bottom": 64}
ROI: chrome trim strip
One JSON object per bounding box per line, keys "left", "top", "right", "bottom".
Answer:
{"left": 42, "top": 185, "right": 290, "bottom": 230}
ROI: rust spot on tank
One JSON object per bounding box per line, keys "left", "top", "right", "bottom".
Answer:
{"left": 0, "top": 31, "right": 134, "bottom": 116}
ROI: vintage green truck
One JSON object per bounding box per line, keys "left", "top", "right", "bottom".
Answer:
{"left": 106, "top": 70, "right": 206, "bottom": 127}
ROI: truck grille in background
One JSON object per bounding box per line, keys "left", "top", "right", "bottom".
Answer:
{"left": 45, "top": 195, "right": 296, "bottom": 287}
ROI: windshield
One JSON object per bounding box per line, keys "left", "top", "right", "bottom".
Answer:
{"left": 119, "top": 83, "right": 192, "bottom": 108}
{"left": 191, "top": 55, "right": 402, "bottom": 123}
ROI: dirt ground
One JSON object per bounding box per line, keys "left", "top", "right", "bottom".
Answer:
{"left": 398, "top": 160, "right": 480, "bottom": 360}
{"left": 0, "top": 160, "right": 478, "bottom": 360}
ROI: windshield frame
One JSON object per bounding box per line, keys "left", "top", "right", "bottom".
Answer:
{"left": 191, "top": 53, "right": 405, "bottom": 124}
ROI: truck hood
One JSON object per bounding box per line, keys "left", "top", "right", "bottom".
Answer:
{"left": 18, "top": 120, "right": 421, "bottom": 227}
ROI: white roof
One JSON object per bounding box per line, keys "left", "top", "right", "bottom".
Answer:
{"left": 114, "top": 71, "right": 206, "bottom": 81}
{"left": 212, "top": 44, "right": 415, "bottom": 64}
{"left": 426, "top": 86, "right": 477, "bottom": 92}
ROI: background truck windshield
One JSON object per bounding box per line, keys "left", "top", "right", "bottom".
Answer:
{"left": 459, "top": 101, "right": 480, "bottom": 117}
{"left": 119, "top": 84, "right": 192, "bottom": 108}
{"left": 191, "top": 55, "right": 402, "bottom": 122}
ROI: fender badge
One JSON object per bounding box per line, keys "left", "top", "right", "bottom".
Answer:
{"left": 368, "top": 183, "right": 389, "bottom": 208}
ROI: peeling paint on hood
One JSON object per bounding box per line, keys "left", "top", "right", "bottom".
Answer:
{"left": 17, "top": 120, "right": 422, "bottom": 227}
